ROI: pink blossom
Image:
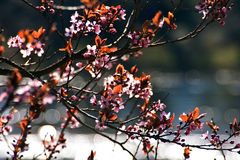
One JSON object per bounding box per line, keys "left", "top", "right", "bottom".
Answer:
{"left": 42, "top": 95, "right": 55, "bottom": 105}
{"left": 112, "top": 98, "right": 124, "bottom": 113}
{"left": 70, "top": 95, "right": 78, "bottom": 101}
{"left": 132, "top": 51, "right": 143, "bottom": 58}
{"left": 158, "top": 19, "right": 165, "bottom": 28}
{"left": 103, "top": 69, "right": 152, "bottom": 100}
{"left": 210, "top": 134, "right": 221, "bottom": 145}
{"left": 195, "top": 0, "right": 232, "bottom": 25}
{"left": 0, "top": 125, "right": 12, "bottom": 135}
{"left": 151, "top": 100, "right": 166, "bottom": 111}
{"left": 83, "top": 45, "right": 97, "bottom": 58}
{"left": 76, "top": 62, "right": 83, "bottom": 68}
{"left": 98, "top": 96, "right": 110, "bottom": 109}
{"left": 49, "top": 71, "right": 61, "bottom": 83}
{"left": 69, "top": 117, "right": 80, "bottom": 129}
{"left": 97, "top": 89, "right": 124, "bottom": 112}
{"left": 86, "top": 55, "right": 112, "bottom": 78}
{"left": 92, "top": 56, "right": 109, "bottom": 69}
{"left": 20, "top": 43, "right": 33, "bottom": 58}
{"left": 8, "top": 33, "right": 45, "bottom": 58}
{"left": 0, "top": 92, "right": 8, "bottom": 102}
{"left": 119, "top": 9, "right": 126, "bottom": 20}
{"left": 201, "top": 131, "right": 209, "bottom": 140}
{"left": 64, "top": 4, "right": 126, "bottom": 37}
{"left": 100, "top": 16, "right": 107, "bottom": 25}
{"left": 95, "top": 120, "right": 107, "bottom": 130}
{"left": 70, "top": 11, "right": 80, "bottom": 23}
{"left": 61, "top": 65, "right": 75, "bottom": 82}
{"left": 65, "top": 27, "right": 74, "bottom": 37}
{"left": 127, "top": 79, "right": 152, "bottom": 99}
{"left": 90, "top": 95, "right": 97, "bottom": 106}
{"left": 94, "top": 24, "right": 101, "bottom": 35}
{"left": 16, "top": 85, "right": 31, "bottom": 95}
{"left": 121, "top": 54, "right": 130, "bottom": 61}
{"left": 7, "top": 35, "right": 23, "bottom": 48}
{"left": 29, "top": 79, "right": 42, "bottom": 88}
{"left": 128, "top": 31, "right": 152, "bottom": 48}
{"left": 33, "top": 41, "right": 45, "bottom": 57}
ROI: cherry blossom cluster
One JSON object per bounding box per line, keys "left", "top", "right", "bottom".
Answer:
{"left": 125, "top": 106, "right": 240, "bottom": 158}
{"left": 123, "top": 106, "right": 206, "bottom": 157}
{"left": 103, "top": 65, "right": 153, "bottom": 100}
{"left": 179, "top": 107, "right": 205, "bottom": 135}
{"left": 65, "top": 1, "right": 126, "bottom": 37}
{"left": 195, "top": 0, "right": 233, "bottom": 25}
{"left": 124, "top": 100, "right": 174, "bottom": 154}
{"left": 85, "top": 48, "right": 112, "bottom": 78}
{"left": 208, "top": 133, "right": 221, "bottom": 146}
{"left": 103, "top": 65, "right": 153, "bottom": 99}
{"left": 65, "top": 11, "right": 100, "bottom": 37}
{"left": 201, "top": 128, "right": 222, "bottom": 148}
{"left": 128, "top": 11, "right": 176, "bottom": 48}
{"left": 126, "top": 100, "right": 174, "bottom": 136}
{"left": 7, "top": 27, "right": 45, "bottom": 58}
{"left": 36, "top": 0, "right": 55, "bottom": 14}
{"left": 201, "top": 118, "right": 240, "bottom": 148}
{"left": 138, "top": 109, "right": 174, "bottom": 135}
{"left": 84, "top": 36, "right": 117, "bottom": 78}
{"left": 127, "top": 31, "right": 152, "bottom": 48}
{"left": 91, "top": 64, "right": 153, "bottom": 130}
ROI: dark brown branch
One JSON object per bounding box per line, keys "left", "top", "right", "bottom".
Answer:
{"left": 21, "top": 0, "right": 38, "bottom": 11}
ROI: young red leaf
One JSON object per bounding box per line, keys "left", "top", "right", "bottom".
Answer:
{"left": 152, "top": 11, "right": 162, "bottom": 26}
{"left": 184, "top": 147, "right": 191, "bottom": 159}
{"left": 109, "top": 113, "right": 118, "bottom": 121}
{"left": 59, "top": 40, "right": 73, "bottom": 54}
{"left": 115, "top": 64, "right": 125, "bottom": 75}
{"left": 113, "top": 84, "right": 122, "bottom": 94}
{"left": 32, "top": 27, "right": 45, "bottom": 39}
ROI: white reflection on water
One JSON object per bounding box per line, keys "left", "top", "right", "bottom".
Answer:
{"left": 0, "top": 134, "right": 240, "bottom": 159}
{"left": 92, "top": 134, "right": 132, "bottom": 160}
{"left": 38, "top": 125, "right": 57, "bottom": 141}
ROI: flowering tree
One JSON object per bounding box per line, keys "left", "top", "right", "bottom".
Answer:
{"left": 0, "top": 0, "right": 239, "bottom": 159}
